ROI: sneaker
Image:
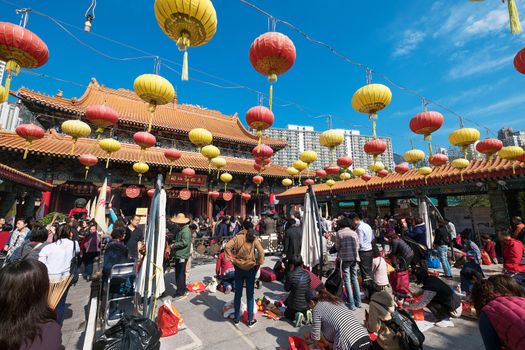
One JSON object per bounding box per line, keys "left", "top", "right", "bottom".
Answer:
{"left": 435, "top": 319, "right": 454, "bottom": 328}
{"left": 294, "top": 312, "right": 305, "bottom": 327}
{"left": 225, "top": 285, "right": 232, "bottom": 294}
{"left": 229, "top": 316, "right": 240, "bottom": 326}
{"left": 346, "top": 303, "right": 357, "bottom": 311}
{"left": 108, "top": 310, "right": 123, "bottom": 321}
{"left": 255, "top": 280, "right": 261, "bottom": 289}
{"left": 247, "top": 319, "right": 257, "bottom": 328}
{"left": 305, "top": 310, "right": 313, "bottom": 325}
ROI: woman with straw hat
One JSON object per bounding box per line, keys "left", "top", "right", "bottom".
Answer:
{"left": 38, "top": 225, "right": 80, "bottom": 324}
{"left": 170, "top": 213, "right": 192, "bottom": 299}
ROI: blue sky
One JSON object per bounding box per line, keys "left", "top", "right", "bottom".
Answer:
{"left": 2, "top": 0, "right": 524, "bottom": 156}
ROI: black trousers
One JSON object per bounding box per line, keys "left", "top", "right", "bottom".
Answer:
{"left": 359, "top": 250, "right": 374, "bottom": 280}
{"left": 174, "top": 259, "right": 187, "bottom": 296}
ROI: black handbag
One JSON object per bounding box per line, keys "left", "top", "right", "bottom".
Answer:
{"left": 69, "top": 240, "right": 79, "bottom": 285}
{"left": 94, "top": 315, "right": 161, "bottom": 350}
{"left": 325, "top": 262, "right": 343, "bottom": 297}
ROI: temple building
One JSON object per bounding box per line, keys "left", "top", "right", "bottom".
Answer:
{"left": 0, "top": 78, "right": 290, "bottom": 218}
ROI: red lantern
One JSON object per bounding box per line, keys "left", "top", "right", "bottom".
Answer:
{"left": 304, "top": 179, "right": 315, "bottom": 186}
{"left": 147, "top": 188, "right": 155, "bottom": 198}
{"left": 409, "top": 111, "right": 444, "bottom": 140}
{"left": 180, "top": 189, "right": 191, "bottom": 201}
{"left": 222, "top": 191, "right": 233, "bottom": 202}
{"left": 85, "top": 105, "right": 119, "bottom": 132}
{"left": 253, "top": 163, "right": 266, "bottom": 173}
{"left": 251, "top": 144, "right": 273, "bottom": 159}
{"left": 249, "top": 31, "right": 296, "bottom": 110}
{"left": 164, "top": 148, "right": 182, "bottom": 175}
{"left": 79, "top": 154, "right": 98, "bottom": 179}
{"left": 395, "top": 163, "right": 410, "bottom": 175}
{"left": 337, "top": 156, "right": 353, "bottom": 170}
{"left": 315, "top": 169, "right": 327, "bottom": 178}
{"left": 246, "top": 106, "right": 274, "bottom": 147}
{"left": 133, "top": 131, "right": 156, "bottom": 149}
{"left": 241, "top": 193, "right": 252, "bottom": 201}
{"left": 0, "top": 22, "right": 49, "bottom": 103}
{"left": 253, "top": 175, "right": 264, "bottom": 194}
{"left": 182, "top": 167, "right": 195, "bottom": 190}
{"left": 377, "top": 169, "right": 389, "bottom": 178}
{"left": 325, "top": 166, "right": 340, "bottom": 175}
{"left": 15, "top": 123, "right": 45, "bottom": 159}
{"left": 514, "top": 47, "right": 525, "bottom": 74}
{"left": 429, "top": 154, "right": 448, "bottom": 167}
{"left": 364, "top": 139, "right": 387, "bottom": 161}
{"left": 209, "top": 191, "right": 220, "bottom": 200}
{"left": 476, "top": 138, "right": 503, "bottom": 161}
{"left": 361, "top": 174, "right": 372, "bottom": 182}
{"left": 255, "top": 157, "right": 271, "bottom": 166}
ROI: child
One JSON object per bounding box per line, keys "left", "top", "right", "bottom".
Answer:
{"left": 480, "top": 234, "right": 498, "bottom": 265}
{"left": 216, "top": 245, "right": 235, "bottom": 293}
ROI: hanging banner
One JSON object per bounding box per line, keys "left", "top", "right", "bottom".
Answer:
{"left": 165, "top": 172, "right": 207, "bottom": 187}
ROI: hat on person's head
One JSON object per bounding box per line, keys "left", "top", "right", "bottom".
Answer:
{"left": 171, "top": 213, "right": 190, "bottom": 224}
{"left": 306, "top": 289, "right": 318, "bottom": 302}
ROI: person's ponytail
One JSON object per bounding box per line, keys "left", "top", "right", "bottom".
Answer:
{"left": 243, "top": 220, "right": 255, "bottom": 243}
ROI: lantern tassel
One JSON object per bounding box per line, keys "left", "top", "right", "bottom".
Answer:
{"left": 224, "top": 183, "right": 227, "bottom": 192}
{"left": 460, "top": 171, "right": 464, "bottom": 182}
{"left": 507, "top": 0, "right": 522, "bottom": 34}
{"left": 138, "top": 174, "right": 142, "bottom": 185}
{"left": 106, "top": 154, "right": 111, "bottom": 169}
{"left": 23, "top": 141, "right": 31, "bottom": 160}
{"left": 208, "top": 162, "right": 211, "bottom": 174}
{"left": 3, "top": 74, "right": 12, "bottom": 103}
{"left": 186, "top": 180, "right": 189, "bottom": 190}
{"left": 269, "top": 85, "right": 273, "bottom": 111}
{"left": 70, "top": 141, "right": 76, "bottom": 155}
{"left": 169, "top": 164, "right": 173, "bottom": 175}
{"left": 424, "top": 133, "right": 432, "bottom": 141}
{"left": 182, "top": 50, "right": 189, "bottom": 81}
{"left": 85, "top": 166, "right": 90, "bottom": 180}
{"left": 217, "top": 170, "right": 220, "bottom": 179}
{"left": 256, "top": 185, "right": 260, "bottom": 195}
{"left": 257, "top": 130, "right": 262, "bottom": 153}
{"left": 428, "top": 142, "right": 433, "bottom": 157}
{"left": 513, "top": 161, "right": 516, "bottom": 175}
{"left": 372, "top": 119, "right": 377, "bottom": 139}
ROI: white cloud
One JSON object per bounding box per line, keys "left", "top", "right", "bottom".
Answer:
{"left": 447, "top": 53, "right": 513, "bottom": 79}
{"left": 465, "top": 94, "right": 525, "bottom": 117}
{"left": 392, "top": 30, "right": 426, "bottom": 57}
{"left": 464, "top": 9, "right": 508, "bottom": 36}
{"left": 439, "top": 77, "right": 510, "bottom": 106}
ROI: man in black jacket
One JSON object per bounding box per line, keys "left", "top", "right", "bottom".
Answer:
{"left": 283, "top": 218, "right": 302, "bottom": 259}
{"left": 433, "top": 220, "right": 452, "bottom": 278}
{"left": 284, "top": 255, "right": 311, "bottom": 327}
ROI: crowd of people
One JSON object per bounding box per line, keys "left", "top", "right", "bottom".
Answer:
{"left": 1, "top": 206, "right": 525, "bottom": 350}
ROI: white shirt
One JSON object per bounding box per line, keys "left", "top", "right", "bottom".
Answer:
{"left": 356, "top": 222, "right": 374, "bottom": 251}
{"left": 39, "top": 238, "right": 79, "bottom": 281}
{"left": 446, "top": 222, "right": 457, "bottom": 239}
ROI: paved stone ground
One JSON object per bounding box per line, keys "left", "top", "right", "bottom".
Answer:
{"left": 62, "top": 256, "right": 495, "bottom": 350}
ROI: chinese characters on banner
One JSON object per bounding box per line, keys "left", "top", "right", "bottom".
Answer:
{"left": 165, "top": 172, "right": 207, "bottom": 187}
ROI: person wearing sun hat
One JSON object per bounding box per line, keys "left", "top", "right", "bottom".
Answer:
{"left": 170, "top": 213, "right": 192, "bottom": 299}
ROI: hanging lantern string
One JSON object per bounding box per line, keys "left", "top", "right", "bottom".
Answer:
{"left": 422, "top": 97, "right": 427, "bottom": 112}
{"left": 6, "top": 1, "right": 496, "bottom": 138}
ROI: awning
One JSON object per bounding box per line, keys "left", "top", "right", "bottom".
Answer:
{"left": 0, "top": 163, "right": 52, "bottom": 191}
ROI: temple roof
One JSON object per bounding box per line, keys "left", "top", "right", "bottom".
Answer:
{"left": 0, "top": 130, "right": 289, "bottom": 178}
{"left": 15, "top": 78, "right": 287, "bottom": 150}
{"left": 0, "top": 162, "right": 52, "bottom": 191}
{"left": 277, "top": 158, "right": 524, "bottom": 199}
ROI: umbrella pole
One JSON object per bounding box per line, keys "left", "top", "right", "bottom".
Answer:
{"left": 149, "top": 174, "right": 164, "bottom": 318}
{"left": 308, "top": 184, "right": 324, "bottom": 279}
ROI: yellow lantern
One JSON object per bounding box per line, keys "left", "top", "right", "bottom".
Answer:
{"left": 61, "top": 120, "right": 91, "bottom": 154}
{"left": 211, "top": 156, "right": 226, "bottom": 178}
{"left": 320, "top": 129, "right": 344, "bottom": 164}
{"left": 134, "top": 74, "right": 175, "bottom": 132}
{"left": 404, "top": 149, "right": 425, "bottom": 167}
{"left": 99, "top": 138, "right": 121, "bottom": 168}
{"left": 286, "top": 167, "right": 299, "bottom": 176}
{"left": 352, "top": 83, "right": 392, "bottom": 138}
{"left": 326, "top": 179, "right": 336, "bottom": 194}
{"left": 498, "top": 146, "right": 525, "bottom": 174}
{"left": 0, "top": 85, "right": 5, "bottom": 101}
{"left": 189, "top": 128, "right": 213, "bottom": 152}
{"left": 369, "top": 161, "right": 385, "bottom": 173}
{"left": 282, "top": 178, "right": 293, "bottom": 189}
{"left": 340, "top": 172, "right": 351, "bottom": 181}
{"left": 451, "top": 158, "right": 470, "bottom": 181}
{"left": 299, "top": 150, "right": 318, "bottom": 167}
{"left": 201, "top": 145, "right": 220, "bottom": 173}
{"left": 352, "top": 167, "right": 366, "bottom": 177}
{"left": 448, "top": 128, "right": 480, "bottom": 158}
{"left": 220, "top": 172, "right": 233, "bottom": 191}
{"left": 154, "top": 0, "right": 217, "bottom": 81}
{"left": 133, "top": 162, "right": 149, "bottom": 184}
{"left": 293, "top": 160, "right": 308, "bottom": 172}
{"left": 418, "top": 166, "right": 432, "bottom": 184}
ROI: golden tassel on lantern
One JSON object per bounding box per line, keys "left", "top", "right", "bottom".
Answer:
{"left": 177, "top": 32, "right": 191, "bottom": 81}
{"left": 507, "top": 0, "right": 522, "bottom": 34}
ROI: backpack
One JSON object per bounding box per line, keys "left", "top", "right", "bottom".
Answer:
{"left": 383, "top": 308, "right": 425, "bottom": 350}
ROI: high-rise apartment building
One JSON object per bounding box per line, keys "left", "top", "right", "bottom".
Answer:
{"left": 0, "top": 60, "right": 5, "bottom": 84}
{"left": 498, "top": 127, "right": 525, "bottom": 147}
{"left": 263, "top": 124, "right": 395, "bottom": 170}
{"left": 0, "top": 101, "right": 21, "bottom": 131}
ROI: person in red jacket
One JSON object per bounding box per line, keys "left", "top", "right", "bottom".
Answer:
{"left": 481, "top": 234, "right": 498, "bottom": 265}
{"left": 216, "top": 247, "right": 235, "bottom": 293}
{"left": 498, "top": 229, "right": 525, "bottom": 273}
{"left": 472, "top": 275, "right": 525, "bottom": 350}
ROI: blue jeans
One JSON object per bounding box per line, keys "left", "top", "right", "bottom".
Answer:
{"left": 222, "top": 270, "right": 235, "bottom": 289}
{"left": 55, "top": 287, "right": 70, "bottom": 325}
{"left": 83, "top": 252, "right": 99, "bottom": 279}
{"left": 437, "top": 245, "right": 452, "bottom": 277}
{"left": 342, "top": 261, "right": 361, "bottom": 309}
{"left": 234, "top": 267, "right": 256, "bottom": 322}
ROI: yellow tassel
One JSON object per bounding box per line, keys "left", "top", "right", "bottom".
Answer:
{"left": 169, "top": 164, "right": 173, "bottom": 175}
{"left": 463, "top": 147, "right": 468, "bottom": 159}
{"left": 428, "top": 142, "right": 433, "bottom": 157}
{"left": 182, "top": 50, "right": 189, "bottom": 81}
{"left": 372, "top": 120, "right": 377, "bottom": 139}
{"left": 508, "top": 0, "right": 522, "bottom": 34}
{"left": 460, "top": 172, "right": 464, "bottom": 182}
{"left": 70, "top": 142, "right": 76, "bottom": 155}
{"left": 85, "top": 166, "right": 89, "bottom": 180}
{"left": 256, "top": 185, "right": 260, "bottom": 195}
{"left": 3, "top": 75, "right": 12, "bottom": 103}
{"left": 513, "top": 161, "right": 516, "bottom": 175}
{"left": 105, "top": 155, "right": 111, "bottom": 169}
{"left": 208, "top": 162, "right": 211, "bottom": 174}
{"left": 425, "top": 177, "right": 428, "bottom": 185}
{"left": 224, "top": 184, "right": 227, "bottom": 192}
{"left": 23, "top": 141, "right": 31, "bottom": 160}
{"left": 148, "top": 111, "right": 154, "bottom": 133}
{"left": 424, "top": 134, "right": 431, "bottom": 141}
{"left": 138, "top": 174, "right": 142, "bottom": 185}
{"left": 269, "top": 84, "right": 273, "bottom": 111}
{"left": 257, "top": 130, "right": 262, "bottom": 153}
{"left": 217, "top": 170, "right": 220, "bottom": 179}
